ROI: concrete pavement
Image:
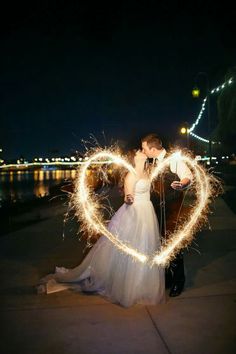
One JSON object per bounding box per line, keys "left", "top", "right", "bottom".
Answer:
{"left": 0, "top": 193, "right": 236, "bottom": 354}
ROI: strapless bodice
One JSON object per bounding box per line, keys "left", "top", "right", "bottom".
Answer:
{"left": 134, "top": 179, "right": 151, "bottom": 202}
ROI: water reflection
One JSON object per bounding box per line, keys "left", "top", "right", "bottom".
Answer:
{"left": 17, "top": 171, "right": 23, "bottom": 181}
{"left": 33, "top": 182, "right": 49, "bottom": 198}
{"left": 10, "top": 172, "right": 14, "bottom": 183}
{"left": 0, "top": 169, "right": 77, "bottom": 202}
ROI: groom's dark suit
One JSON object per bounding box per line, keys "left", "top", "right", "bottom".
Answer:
{"left": 150, "top": 149, "right": 192, "bottom": 295}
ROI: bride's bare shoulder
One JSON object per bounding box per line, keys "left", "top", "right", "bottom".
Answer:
{"left": 124, "top": 171, "right": 137, "bottom": 183}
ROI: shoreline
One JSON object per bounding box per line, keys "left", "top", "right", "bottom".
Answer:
{"left": 1, "top": 166, "right": 235, "bottom": 237}
{"left": 0, "top": 192, "right": 70, "bottom": 237}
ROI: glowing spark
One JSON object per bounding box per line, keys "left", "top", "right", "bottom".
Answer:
{"left": 171, "top": 151, "right": 182, "bottom": 161}
{"left": 150, "top": 154, "right": 214, "bottom": 266}
{"left": 71, "top": 148, "right": 220, "bottom": 267}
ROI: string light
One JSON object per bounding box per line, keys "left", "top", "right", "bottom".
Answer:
{"left": 189, "top": 76, "right": 234, "bottom": 143}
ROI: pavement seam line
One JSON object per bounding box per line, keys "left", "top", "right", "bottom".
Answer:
{"left": 171, "top": 292, "right": 236, "bottom": 300}
{"left": 145, "top": 306, "right": 172, "bottom": 354}
{"left": 0, "top": 302, "right": 111, "bottom": 311}
{"left": 2, "top": 292, "right": 236, "bottom": 311}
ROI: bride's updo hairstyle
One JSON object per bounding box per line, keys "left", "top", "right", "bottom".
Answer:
{"left": 118, "top": 149, "right": 149, "bottom": 194}
{"left": 117, "top": 149, "right": 137, "bottom": 195}
{"left": 125, "top": 149, "right": 137, "bottom": 167}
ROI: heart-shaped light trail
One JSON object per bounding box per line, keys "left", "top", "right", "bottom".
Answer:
{"left": 72, "top": 149, "right": 214, "bottom": 267}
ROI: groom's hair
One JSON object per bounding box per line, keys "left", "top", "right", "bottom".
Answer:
{"left": 141, "top": 133, "right": 163, "bottom": 150}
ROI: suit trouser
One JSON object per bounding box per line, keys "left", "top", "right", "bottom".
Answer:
{"left": 165, "top": 200, "right": 186, "bottom": 283}
{"left": 166, "top": 251, "right": 185, "bottom": 284}
{"left": 152, "top": 195, "right": 188, "bottom": 285}
{"left": 166, "top": 199, "right": 193, "bottom": 283}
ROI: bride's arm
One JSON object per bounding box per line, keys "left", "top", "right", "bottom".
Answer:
{"left": 124, "top": 172, "right": 136, "bottom": 204}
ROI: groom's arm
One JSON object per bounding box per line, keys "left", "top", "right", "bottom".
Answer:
{"left": 171, "top": 160, "right": 193, "bottom": 190}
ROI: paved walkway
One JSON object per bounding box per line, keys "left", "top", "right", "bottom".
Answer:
{"left": 0, "top": 193, "right": 236, "bottom": 354}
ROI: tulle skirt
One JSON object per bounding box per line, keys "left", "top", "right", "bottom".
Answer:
{"left": 38, "top": 200, "right": 165, "bottom": 308}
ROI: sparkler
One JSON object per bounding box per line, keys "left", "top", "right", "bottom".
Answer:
{"left": 71, "top": 148, "right": 220, "bottom": 267}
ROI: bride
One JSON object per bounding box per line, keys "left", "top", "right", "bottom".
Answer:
{"left": 37, "top": 150, "right": 165, "bottom": 307}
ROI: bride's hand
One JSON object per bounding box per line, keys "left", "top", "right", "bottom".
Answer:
{"left": 125, "top": 194, "right": 134, "bottom": 204}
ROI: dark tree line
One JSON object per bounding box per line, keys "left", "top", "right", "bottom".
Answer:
{"left": 215, "top": 68, "right": 236, "bottom": 153}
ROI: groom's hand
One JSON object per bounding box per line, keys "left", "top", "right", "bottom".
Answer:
{"left": 171, "top": 181, "right": 184, "bottom": 190}
{"left": 171, "top": 180, "right": 190, "bottom": 190}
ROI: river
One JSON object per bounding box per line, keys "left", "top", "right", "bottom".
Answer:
{"left": 0, "top": 169, "right": 77, "bottom": 203}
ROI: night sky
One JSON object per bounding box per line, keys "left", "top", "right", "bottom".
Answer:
{"left": 1, "top": 1, "right": 235, "bottom": 159}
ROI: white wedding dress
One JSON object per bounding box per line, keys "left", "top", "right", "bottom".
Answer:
{"left": 38, "top": 179, "right": 165, "bottom": 307}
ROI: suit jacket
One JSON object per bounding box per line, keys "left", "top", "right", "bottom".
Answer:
{"left": 150, "top": 153, "right": 191, "bottom": 237}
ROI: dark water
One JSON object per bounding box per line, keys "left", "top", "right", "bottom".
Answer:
{"left": 0, "top": 169, "right": 77, "bottom": 203}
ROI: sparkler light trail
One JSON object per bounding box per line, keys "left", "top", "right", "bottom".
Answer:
{"left": 150, "top": 151, "right": 218, "bottom": 266}
{"left": 70, "top": 148, "right": 221, "bottom": 267}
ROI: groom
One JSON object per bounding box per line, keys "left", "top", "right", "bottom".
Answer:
{"left": 141, "top": 133, "right": 193, "bottom": 297}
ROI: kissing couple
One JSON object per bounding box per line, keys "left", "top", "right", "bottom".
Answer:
{"left": 37, "top": 133, "right": 192, "bottom": 308}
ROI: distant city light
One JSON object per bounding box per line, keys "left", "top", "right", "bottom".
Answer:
{"left": 2, "top": 148, "right": 234, "bottom": 171}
